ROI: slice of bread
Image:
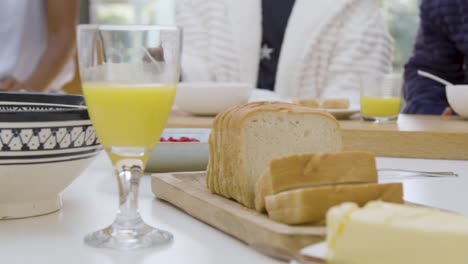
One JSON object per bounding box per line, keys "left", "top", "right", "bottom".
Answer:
{"left": 207, "top": 104, "right": 240, "bottom": 192}
{"left": 218, "top": 102, "right": 268, "bottom": 198}
{"left": 211, "top": 102, "right": 304, "bottom": 204}
{"left": 321, "top": 99, "right": 350, "bottom": 109}
{"left": 208, "top": 102, "right": 268, "bottom": 194}
{"left": 208, "top": 102, "right": 288, "bottom": 196}
{"left": 225, "top": 102, "right": 301, "bottom": 205}
{"left": 265, "top": 183, "right": 404, "bottom": 225}
{"left": 294, "top": 98, "right": 320, "bottom": 108}
{"left": 254, "top": 152, "right": 378, "bottom": 212}
{"left": 206, "top": 102, "right": 342, "bottom": 209}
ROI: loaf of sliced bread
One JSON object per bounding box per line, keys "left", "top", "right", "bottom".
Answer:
{"left": 265, "top": 183, "right": 403, "bottom": 224}
{"left": 206, "top": 102, "right": 342, "bottom": 209}
{"left": 254, "top": 152, "right": 378, "bottom": 212}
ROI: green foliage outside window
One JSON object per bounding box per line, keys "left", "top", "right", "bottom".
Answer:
{"left": 85, "top": 0, "right": 421, "bottom": 73}
{"left": 381, "top": 0, "right": 421, "bottom": 72}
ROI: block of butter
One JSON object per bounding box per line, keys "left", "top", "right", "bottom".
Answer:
{"left": 326, "top": 201, "right": 468, "bottom": 264}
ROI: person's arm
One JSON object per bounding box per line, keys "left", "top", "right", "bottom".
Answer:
{"left": 319, "top": 0, "right": 394, "bottom": 106}
{"left": 3, "top": 0, "right": 78, "bottom": 92}
{"left": 403, "top": 0, "right": 464, "bottom": 115}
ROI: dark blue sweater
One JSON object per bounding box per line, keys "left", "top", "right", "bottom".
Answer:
{"left": 403, "top": 0, "right": 468, "bottom": 115}
{"left": 257, "top": 0, "right": 296, "bottom": 91}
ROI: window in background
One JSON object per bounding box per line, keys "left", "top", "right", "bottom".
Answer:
{"left": 84, "top": 0, "right": 420, "bottom": 72}
{"left": 89, "top": 0, "right": 175, "bottom": 25}
{"left": 381, "top": 0, "right": 421, "bottom": 72}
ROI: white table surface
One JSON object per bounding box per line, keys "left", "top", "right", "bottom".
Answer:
{"left": 1, "top": 153, "right": 467, "bottom": 264}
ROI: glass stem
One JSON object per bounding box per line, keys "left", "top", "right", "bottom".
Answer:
{"left": 114, "top": 159, "right": 144, "bottom": 228}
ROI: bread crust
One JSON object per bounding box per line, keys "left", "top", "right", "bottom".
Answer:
{"left": 265, "top": 183, "right": 404, "bottom": 225}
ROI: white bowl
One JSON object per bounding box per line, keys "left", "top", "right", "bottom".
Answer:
{"left": 146, "top": 128, "right": 210, "bottom": 173}
{"left": 446, "top": 85, "right": 468, "bottom": 118}
{"left": 0, "top": 92, "right": 101, "bottom": 219}
{"left": 175, "top": 82, "right": 253, "bottom": 116}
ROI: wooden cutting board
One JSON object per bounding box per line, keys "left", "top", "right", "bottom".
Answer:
{"left": 151, "top": 173, "right": 326, "bottom": 253}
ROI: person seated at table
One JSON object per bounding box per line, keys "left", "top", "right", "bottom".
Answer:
{"left": 0, "top": 0, "right": 78, "bottom": 93}
{"left": 176, "top": 0, "right": 394, "bottom": 105}
{"left": 403, "top": 0, "right": 466, "bottom": 116}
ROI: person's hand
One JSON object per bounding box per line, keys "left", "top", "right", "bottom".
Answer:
{"left": 442, "top": 107, "right": 453, "bottom": 116}
{"left": 144, "top": 47, "right": 165, "bottom": 62}
{"left": 0, "top": 77, "right": 28, "bottom": 92}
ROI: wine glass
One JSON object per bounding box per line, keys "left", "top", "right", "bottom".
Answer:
{"left": 76, "top": 24, "right": 181, "bottom": 250}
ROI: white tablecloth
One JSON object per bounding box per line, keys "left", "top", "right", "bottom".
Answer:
{"left": 1, "top": 153, "right": 467, "bottom": 264}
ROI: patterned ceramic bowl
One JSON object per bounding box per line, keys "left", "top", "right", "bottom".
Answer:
{"left": 0, "top": 92, "right": 101, "bottom": 219}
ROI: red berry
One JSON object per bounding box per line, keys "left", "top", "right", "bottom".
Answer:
{"left": 160, "top": 136, "right": 200, "bottom": 142}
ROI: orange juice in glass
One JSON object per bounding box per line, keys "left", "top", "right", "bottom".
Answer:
{"left": 360, "top": 74, "right": 402, "bottom": 123}
{"left": 82, "top": 83, "right": 176, "bottom": 165}
{"left": 77, "top": 25, "right": 181, "bottom": 250}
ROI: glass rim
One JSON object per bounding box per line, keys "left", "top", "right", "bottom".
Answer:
{"left": 77, "top": 24, "right": 181, "bottom": 32}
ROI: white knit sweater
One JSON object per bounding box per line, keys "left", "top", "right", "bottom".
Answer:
{"left": 176, "top": 0, "right": 393, "bottom": 104}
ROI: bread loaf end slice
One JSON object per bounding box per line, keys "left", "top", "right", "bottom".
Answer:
{"left": 265, "top": 183, "right": 404, "bottom": 225}
{"left": 254, "top": 152, "right": 378, "bottom": 212}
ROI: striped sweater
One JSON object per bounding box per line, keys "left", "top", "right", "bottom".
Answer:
{"left": 176, "top": 0, "right": 393, "bottom": 105}
{"left": 404, "top": 0, "right": 468, "bottom": 115}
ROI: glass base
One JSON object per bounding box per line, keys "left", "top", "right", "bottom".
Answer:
{"left": 84, "top": 221, "right": 173, "bottom": 250}
{"left": 361, "top": 115, "right": 398, "bottom": 123}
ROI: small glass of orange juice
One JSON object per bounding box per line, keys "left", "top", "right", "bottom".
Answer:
{"left": 360, "top": 74, "right": 403, "bottom": 123}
